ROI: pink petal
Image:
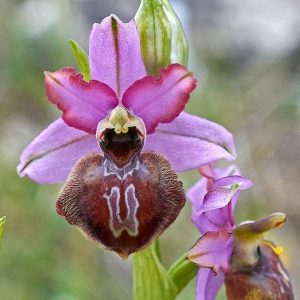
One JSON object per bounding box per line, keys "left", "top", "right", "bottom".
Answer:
{"left": 89, "top": 16, "right": 146, "bottom": 97}
{"left": 196, "top": 268, "right": 224, "bottom": 300}
{"left": 17, "top": 119, "right": 99, "bottom": 184}
{"left": 188, "top": 177, "right": 208, "bottom": 211}
{"left": 198, "top": 176, "right": 253, "bottom": 215}
{"left": 199, "top": 190, "right": 238, "bottom": 215}
{"left": 144, "top": 112, "right": 237, "bottom": 171}
{"left": 188, "top": 230, "right": 234, "bottom": 273}
{"left": 45, "top": 67, "right": 118, "bottom": 134}
{"left": 213, "top": 175, "right": 253, "bottom": 190}
{"left": 122, "top": 64, "right": 197, "bottom": 133}
{"left": 188, "top": 166, "right": 240, "bottom": 233}
{"left": 188, "top": 165, "right": 240, "bottom": 211}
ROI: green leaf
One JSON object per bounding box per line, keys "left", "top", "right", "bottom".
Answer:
{"left": 0, "top": 216, "right": 7, "bottom": 250}
{"left": 168, "top": 253, "right": 198, "bottom": 294}
{"left": 133, "top": 242, "right": 177, "bottom": 300}
{"left": 68, "top": 40, "right": 91, "bottom": 81}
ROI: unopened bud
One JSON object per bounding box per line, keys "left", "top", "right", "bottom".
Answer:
{"left": 135, "top": 0, "right": 189, "bottom": 75}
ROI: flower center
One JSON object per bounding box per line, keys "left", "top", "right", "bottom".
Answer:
{"left": 108, "top": 106, "right": 130, "bottom": 134}
{"left": 96, "top": 106, "right": 146, "bottom": 168}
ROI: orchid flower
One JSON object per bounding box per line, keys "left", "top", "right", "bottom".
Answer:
{"left": 188, "top": 173, "right": 253, "bottom": 300}
{"left": 17, "top": 17, "right": 236, "bottom": 185}
{"left": 17, "top": 16, "right": 236, "bottom": 258}
{"left": 187, "top": 169, "right": 294, "bottom": 299}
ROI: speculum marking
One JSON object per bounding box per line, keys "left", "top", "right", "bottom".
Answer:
{"left": 103, "top": 184, "right": 140, "bottom": 238}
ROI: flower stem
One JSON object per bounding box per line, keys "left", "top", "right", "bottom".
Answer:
{"left": 168, "top": 253, "right": 198, "bottom": 294}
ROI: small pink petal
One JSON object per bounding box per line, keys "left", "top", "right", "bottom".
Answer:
{"left": 144, "top": 112, "right": 237, "bottom": 171}
{"left": 45, "top": 67, "right": 118, "bottom": 134}
{"left": 188, "top": 230, "right": 234, "bottom": 273}
{"left": 198, "top": 176, "right": 253, "bottom": 215}
{"left": 199, "top": 190, "right": 237, "bottom": 215}
{"left": 213, "top": 175, "right": 253, "bottom": 190}
{"left": 17, "top": 119, "right": 99, "bottom": 184}
{"left": 122, "top": 64, "right": 197, "bottom": 133}
{"left": 89, "top": 16, "right": 146, "bottom": 97}
{"left": 188, "top": 177, "right": 208, "bottom": 211}
{"left": 196, "top": 268, "right": 224, "bottom": 300}
{"left": 188, "top": 165, "right": 240, "bottom": 210}
{"left": 188, "top": 165, "right": 240, "bottom": 233}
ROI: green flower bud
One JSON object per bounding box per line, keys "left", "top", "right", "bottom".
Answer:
{"left": 135, "top": 0, "right": 189, "bottom": 76}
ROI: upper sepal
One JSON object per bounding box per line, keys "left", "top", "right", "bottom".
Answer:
{"left": 89, "top": 15, "right": 146, "bottom": 97}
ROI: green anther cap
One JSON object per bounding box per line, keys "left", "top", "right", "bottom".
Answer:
{"left": 135, "top": 0, "right": 189, "bottom": 76}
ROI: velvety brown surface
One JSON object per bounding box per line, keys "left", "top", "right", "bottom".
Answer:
{"left": 225, "top": 244, "right": 294, "bottom": 300}
{"left": 56, "top": 151, "right": 186, "bottom": 257}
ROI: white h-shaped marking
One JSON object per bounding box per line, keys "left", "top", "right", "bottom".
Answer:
{"left": 103, "top": 184, "right": 140, "bottom": 238}
{"left": 103, "top": 158, "right": 140, "bottom": 180}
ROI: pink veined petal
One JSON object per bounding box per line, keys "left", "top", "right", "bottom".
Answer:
{"left": 198, "top": 176, "right": 253, "bottom": 215}
{"left": 188, "top": 165, "right": 240, "bottom": 233}
{"left": 198, "top": 163, "right": 218, "bottom": 180}
{"left": 89, "top": 15, "right": 146, "bottom": 98}
{"left": 188, "top": 165, "right": 240, "bottom": 211}
{"left": 122, "top": 64, "right": 197, "bottom": 134}
{"left": 144, "top": 112, "right": 237, "bottom": 172}
{"left": 188, "top": 177, "right": 208, "bottom": 211}
{"left": 192, "top": 208, "right": 231, "bottom": 234}
{"left": 213, "top": 175, "right": 253, "bottom": 191}
{"left": 196, "top": 268, "right": 225, "bottom": 300}
{"left": 17, "top": 119, "right": 99, "bottom": 184}
{"left": 45, "top": 67, "right": 118, "bottom": 134}
{"left": 199, "top": 189, "right": 238, "bottom": 215}
{"left": 188, "top": 230, "right": 234, "bottom": 274}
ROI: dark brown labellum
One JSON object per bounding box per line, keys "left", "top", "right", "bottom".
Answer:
{"left": 225, "top": 244, "right": 294, "bottom": 300}
{"left": 56, "top": 126, "right": 185, "bottom": 257}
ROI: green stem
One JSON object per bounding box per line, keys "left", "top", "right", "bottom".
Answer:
{"left": 168, "top": 253, "right": 198, "bottom": 294}
{"left": 154, "top": 239, "right": 162, "bottom": 261}
{"left": 133, "top": 242, "right": 177, "bottom": 300}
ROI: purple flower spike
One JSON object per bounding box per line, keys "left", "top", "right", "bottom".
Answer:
{"left": 188, "top": 165, "right": 241, "bottom": 233}
{"left": 188, "top": 171, "right": 253, "bottom": 300}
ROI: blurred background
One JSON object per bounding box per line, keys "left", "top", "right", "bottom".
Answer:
{"left": 0, "top": 0, "right": 299, "bottom": 299}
